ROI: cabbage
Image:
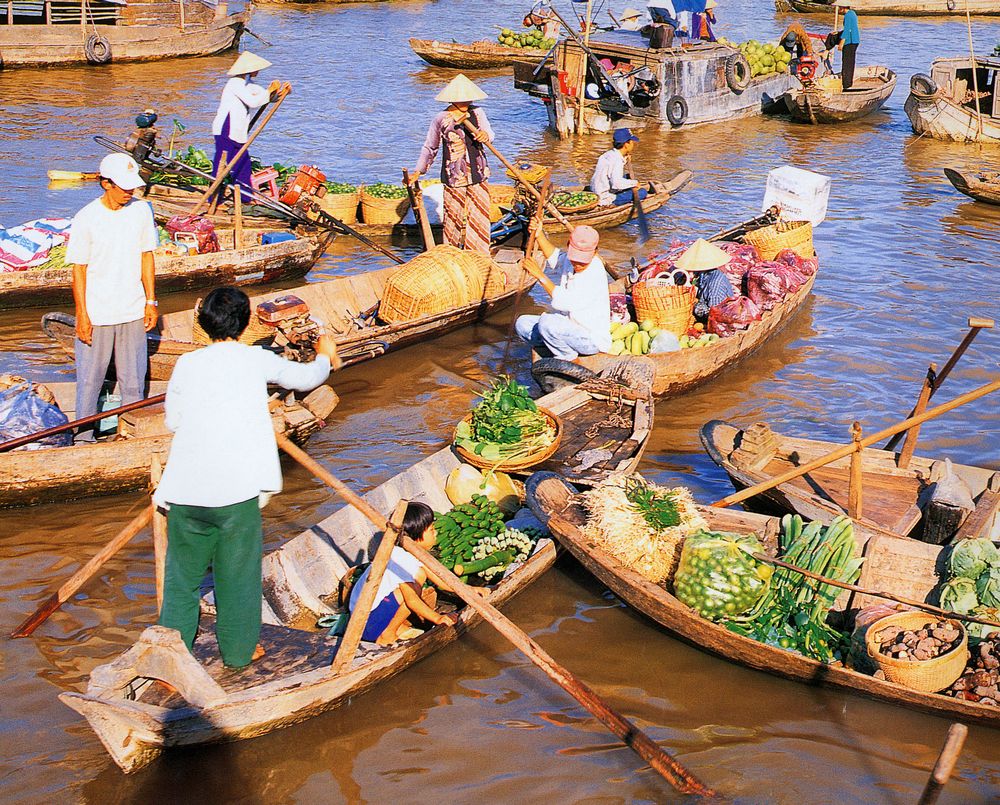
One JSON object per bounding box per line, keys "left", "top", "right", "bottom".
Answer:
{"left": 978, "top": 566, "right": 1000, "bottom": 609}
{"left": 939, "top": 576, "right": 979, "bottom": 614}
{"left": 967, "top": 606, "right": 1000, "bottom": 641}
{"left": 947, "top": 538, "right": 1000, "bottom": 580}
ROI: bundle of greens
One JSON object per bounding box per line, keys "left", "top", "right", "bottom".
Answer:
{"left": 454, "top": 376, "right": 555, "bottom": 464}
{"left": 624, "top": 477, "right": 681, "bottom": 531}
{"left": 148, "top": 145, "right": 213, "bottom": 187}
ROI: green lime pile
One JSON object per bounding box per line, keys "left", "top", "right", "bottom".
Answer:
{"left": 552, "top": 190, "right": 597, "bottom": 209}
{"left": 325, "top": 181, "right": 357, "bottom": 194}
{"left": 365, "top": 182, "right": 408, "bottom": 199}
{"left": 720, "top": 38, "right": 792, "bottom": 77}
{"left": 497, "top": 26, "right": 556, "bottom": 50}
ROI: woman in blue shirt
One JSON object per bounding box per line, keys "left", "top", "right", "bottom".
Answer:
{"left": 835, "top": 0, "right": 860, "bottom": 90}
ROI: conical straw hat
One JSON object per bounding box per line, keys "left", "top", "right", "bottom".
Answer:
{"left": 435, "top": 74, "right": 488, "bottom": 103}
{"left": 228, "top": 51, "right": 272, "bottom": 77}
{"left": 674, "top": 238, "right": 731, "bottom": 272}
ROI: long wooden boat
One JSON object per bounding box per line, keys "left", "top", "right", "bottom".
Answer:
{"left": 58, "top": 361, "right": 654, "bottom": 773}
{"left": 944, "top": 168, "right": 1000, "bottom": 205}
{"left": 0, "top": 2, "right": 249, "bottom": 69}
{"left": 0, "top": 227, "right": 329, "bottom": 310}
{"left": 44, "top": 247, "right": 539, "bottom": 381}
{"left": 700, "top": 419, "right": 1000, "bottom": 542}
{"left": 783, "top": 66, "right": 896, "bottom": 124}
{"left": 532, "top": 272, "right": 816, "bottom": 398}
{"left": 905, "top": 58, "right": 1000, "bottom": 144}
{"left": 0, "top": 380, "right": 338, "bottom": 508}
{"left": 529, "top": 473, "right": 1000, "bottom": 730}
{"left": 776, "top": 0, "right": 1000, "bottom": 14}
{"left": 410, "top": 37, "right": 548, "bottom": 70}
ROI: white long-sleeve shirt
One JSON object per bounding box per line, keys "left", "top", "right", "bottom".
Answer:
{"left": 590, "top": 149, "right": 637, "bottom": 206}
{"left": 211, "top": 77, "right": 270, "bottom": 143}
{"left": 154, "top": 342, "right": 331, "bottom": 508}
{"left": 547, "top": 250, "right": 613, "bottom": 352}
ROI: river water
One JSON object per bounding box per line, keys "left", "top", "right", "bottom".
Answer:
{"left": 1, "top": 1, "right": 999, "bottom": 801}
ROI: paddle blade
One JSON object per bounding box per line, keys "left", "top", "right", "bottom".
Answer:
{"left": 634, "top": 192, "right": 650, "bottom": 244}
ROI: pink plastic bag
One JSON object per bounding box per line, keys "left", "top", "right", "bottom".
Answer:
{"left": 717, "top": 241, "right": 760, "bottom": 288}
{"left": 707, "top": 295, "right": 762, "bottom": 338}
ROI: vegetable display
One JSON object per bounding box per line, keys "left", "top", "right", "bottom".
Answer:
{"left": 609, "top": 320, "right": 660, "bottom": 356}
{"left": 873, "top": 618, "right": 963, "bottom": 661}
{"left": 948, "top": 538, "right": 999, "bottom": 580}
{"left": 937, "top": 538, "right": 1000, "bottom": 618}
{"left": 455, "top": 527, "right": 543, "bottom": 581}
{"left": 673, "top": 530, "right": 771, "bottom": 621}
{"left": 148, "top": 145, "right": 212, "bottom": 187}
{"left": 552, "top": 190, "right": 598, "bottom": 210}
{"left": 364, "top": 181, "right": 409, "bottom": 200}
{"left": 978, "top": 567, "right": 1000, "bottom": 609}
{"left": 939, "top": 577, "right": 979, "bottom": 614}
{"left": 718, "top": 38, "right": 792, "bottom": 77}
{"left": 454, "top": 376, "right": 556, "bottom": 464}
{"left": 945, "top": 636, "right": 1000, "bottom": 705}
{"left": 497, "top": 27, "right": 556, "bottom": 50}
{"left": 445, "top": 463, "right": 520, "bottom": 515}
{"left": 680, "top": 332, "right": 720, "bottom": 349}
{"left": 325, "top": 181, "right": 357, "bottom": 195}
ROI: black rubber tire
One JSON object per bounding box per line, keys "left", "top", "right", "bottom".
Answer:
{"left": 725, "top": 53, "right": 751, "bottom": 94}
{"left": 947, "top": 0, "right": 956, "bottom": 9}
{"left": 530, "top": 358, "right": 598, "bottom": 394}
{"left": 665, "top": 95, "right": 688, "bottom": 127}
{"left": 85, "top": 34, "right": 112, "bottom": 65}
{"left": 909, "top": 72, "right": 938, "bottom": 98}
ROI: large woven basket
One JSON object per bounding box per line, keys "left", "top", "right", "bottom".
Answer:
{"left": 318, "top": 189, "right": 359, "bottom": 224}
{"left": 454, "top": 407, "right": 563, "bottom": 472}
{"left": 865, "top": 611, "right": 968, "bottom": 693}
{"left": 631, "top": 282, "right": 695, "bottom": 337}
{"left": 360, "top": 186, "right": 411, "bottom": 225}
{"left": 378, "top": 244, "right": 507, "bottom": 323}
{"left": 489, "top": 184, "right": 518, "bottom": 223}
{"left": 743, "top": 220, "right": 814, "bottom": 261}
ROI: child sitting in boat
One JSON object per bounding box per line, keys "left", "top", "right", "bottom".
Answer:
{"left": 338, "top": 502, "right": 459, "bottom": 645}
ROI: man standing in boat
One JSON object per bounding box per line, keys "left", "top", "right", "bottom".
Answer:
{"left": 835, "top": 0, "right": 860, "bottom": 90}
{"left": 67, "top": 153, "right": 158, "bottom": 443}
{"left": 411, "top": 74, "right": 494, "bottom": 255}
{"left": 591, "top": 128, "right": 649, "bottom": 207}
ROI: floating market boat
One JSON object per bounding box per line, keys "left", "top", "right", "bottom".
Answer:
{"left": 943, "top": 168, "right": 1000, "bottom": 205}
{"left": 514, "top": 32, "right": 795, "bottom": 138}
{"left": 0, "top": 379, "right": 337, "bottom": 508}
{"left": 409, "top": 37, "right": 548, "bottom": 70}
{"left": 43, "top": 247, "right": 539, "bottom": 381}
{"left": 776, "top": 0, "right": 1000, "bottom": 14}
{"left": 0, "top": 227, "right": 329, "bottom": 310}
{"left": 528, "top": 473, "right": 1000, "bottom": 731}
{"left": 700, "top": 420, "right": 1000, "bottom": 542}
{"left": 904, "top": 59, "right": 1000, "bottom": 144}
{"left": 782, "top": 66, "right": 897, "bottom": 124}
{"left": 58, "top": 361, "right": 653, "bottom": 773}
{"left": 0, "top": 0, "right": 249, "bottom": 69}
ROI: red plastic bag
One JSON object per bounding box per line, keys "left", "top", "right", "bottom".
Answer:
{"left": 772, "top": 248, "right": 818, "bottom": 286}
{"left": 166, "top": 215, "right": 220, "bottom": 254}
{"left": 717, "top": 241, "right": 760, "bottom": 288}
{"left": 707, "top": 295, "right": 761, "bottom": 338}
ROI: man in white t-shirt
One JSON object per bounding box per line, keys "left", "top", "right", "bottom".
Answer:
{"left": 66, "top": 153, "right": 158, "bottom": 442}
{"left": 515, "top": 222, "right": 612, "bottom": 360}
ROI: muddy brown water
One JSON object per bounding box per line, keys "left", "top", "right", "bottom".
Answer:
{"left": 1, "top": 1, "right": 999, "bottom": 800}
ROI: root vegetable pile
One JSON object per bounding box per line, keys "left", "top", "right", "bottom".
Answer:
{"left": 874, "top": 619, "right": 962, "bottom": 662}
{"left": 946, "top": 637, "right": 1000, "bottom": 705}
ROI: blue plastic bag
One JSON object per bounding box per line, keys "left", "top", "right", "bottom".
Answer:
{"left": 0, "top": 382, "right": 72, "bottom": 450}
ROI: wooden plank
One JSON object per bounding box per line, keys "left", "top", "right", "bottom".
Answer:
{"left": 953, "top": 473, "right": 1000, "bottom": 541}
{"left": 848, "top": 422, "right": 864, "bottom": 519}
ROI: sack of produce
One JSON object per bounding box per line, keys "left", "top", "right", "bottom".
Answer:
{"left": 649, "top": 330, "right": 681, "bottom": 353}
{"left": 745, "top": 263, "right": 800, "bottom": 311}
{"left": 0, "top": 381, "right": 71, "bottom": 450}
{"left": 609, "top": 293, "right": 630, "bottom": 325}
{"left": 707, "top": 295, "right": 761, "bottom": 338}
{"left": 673, "top": 530, "right": 771, "bottom": 621}
{"left": 939, "top": 576, "right": 979, "bottom": 614}
{"left": 165, "top": 214, "right": 220, "bottom": 254}
{"left": 948, "top": 538, "right": 1000, "bottom": 580}
{"left": 772, "top": 248, "right": 817, "bottom": 287}
{"left": 717, "top": 241, "right": 760, "bottom": 287}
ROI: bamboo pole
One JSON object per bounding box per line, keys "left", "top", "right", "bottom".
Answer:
{"left": 233, "top": 188, "right": 243, "bottom": 248}
{"left": 275, "top": 433, "right": 714, "bottom": 796}
{"left": 896, "top": 363, "right": 936, "bottom": 470}
{"left": 10, "top": 506, "right": 154, "bottom": 638}
{"left": 150, "top": 456, "right": 168, "bottom": 613}
{"left": 712, "top": 376, "right": 1000, "bottom": 509}
{"left": 965, "top": 0, "right": 983, "bottom": 137}
{"left": 576, "top": 0, "right": 593, "bottom": 135}
{"left": 918, "top": 723, "right": 968, "bottom": 805}
{"left": 848, "top": 422, "right": 863, "bottom": 519}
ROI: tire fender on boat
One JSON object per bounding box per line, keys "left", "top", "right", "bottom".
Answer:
{"left": 530, "top": 358, "right": 598, "bottom": 394}
{"left": 85, "top": 34, "right": 112, "bottom": 65}
{"left": 665, "top": 95, "right": 688, "bottom": 127}
{"left": 725, "top": 53, "right": 751, "bottom": 94}
{"left": 946, "top": 0, "right": 956, "bottom": 9}
{"left": 909, "top": 73, "right": 938, "bottom": 100}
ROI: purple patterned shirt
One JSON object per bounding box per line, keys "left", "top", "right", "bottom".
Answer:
{"left": 415, "top": 106, "right": 494, "bottom": 188}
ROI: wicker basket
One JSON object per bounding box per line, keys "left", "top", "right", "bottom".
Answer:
{"left": 865, "top": 611, "right": 969, "bottom": 693}
{"left": 489, "top": 184, "right": 518, "bottom": 223}
{"left": 318, "top": 189, "right": 359, "bottom": 224}
{"left": 454, "top": 407, "right": 563, "bottom": 472}
{"left": 552, "top": 191, "right": 599, "bottom": 214}
{"left": 743, "top": 220, "right": 814, "bottom": 261}
{"left": 631, "top": 282, "right": 695, "bottom": 337}
{"left": 379, "top": 244, "right": 507, "bottom": 323}
{"left": 360, "top": 186, "right": 411, "bottom": 225}
{"left": 191, "top": 299, "right": 276, "bottom": 346}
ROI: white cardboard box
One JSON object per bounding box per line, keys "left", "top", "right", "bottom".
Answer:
{"left": 762, "top": 166, "right": 831, "bottom": 227}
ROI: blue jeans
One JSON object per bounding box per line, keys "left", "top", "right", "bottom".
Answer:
{"left": 516, "top": 313, "right": 601, "bottom": 360}
{"left": 613, "top": 187, "right": 648, "bottom": 206}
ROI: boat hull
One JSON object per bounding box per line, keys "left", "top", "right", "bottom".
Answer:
{"left": 410, "top": 37, "right": 547, "bottom": 70}
{"left": 783, "top": 67, "right": 896, "bottom": 124}
{"left": 944, "top": 168, "right": 1000, "bottom": 205}
{"left": 777, "top": 0, "right": 1000, "bottom": 14}
{"left": 905, "top": 92, "right": 1000, "bottom": 143}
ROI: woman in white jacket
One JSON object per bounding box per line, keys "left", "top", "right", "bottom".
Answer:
{"left": 211, "top": 51, "right": 288, "bottom": 201}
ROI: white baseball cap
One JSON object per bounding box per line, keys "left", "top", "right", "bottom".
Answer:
{"left": 99, "top": 153, "right": 146, "bottom": 191}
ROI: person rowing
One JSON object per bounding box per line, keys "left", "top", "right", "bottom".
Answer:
{"left": 590, "top": 128, "right": 652, "bottom": 208}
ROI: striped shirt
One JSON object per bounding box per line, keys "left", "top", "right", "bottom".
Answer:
{"left": 694, "top": 269, "right": 735, "bottom": 318}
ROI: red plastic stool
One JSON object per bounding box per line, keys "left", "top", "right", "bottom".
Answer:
{"left": 251, "top": 167, "right": 280, "bottom": 199}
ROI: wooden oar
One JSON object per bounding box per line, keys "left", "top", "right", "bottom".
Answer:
{"left": 631, "top": 186, "right": 650, "bottom": 244}
{"left": 275, "top": 433, "right": 715, "bottom": 796}
{"left": 711, "top": 376, "right": 1000, "bottom": 509}
{"left": 11, "top": 505, "right": 153, "bottom": 638}
{"left": 917, "top": 723, "right": 968, "bottom": 805}
{"left": 48, "top": 170, "right": 100, "bottom": 182}
{"left": 0, "top": 393, "right": 166, "bottom": 453}
{"left": 402, "top": 168, "right": 435, "bottom": 251}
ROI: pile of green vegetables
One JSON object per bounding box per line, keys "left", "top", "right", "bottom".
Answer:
{"left": 725, "top": 515, "right": 863, "bottom": 663}
{"left": 938, "top": 538, "right": 1000, "bottom": 639}
{"left": 148, "top": 145, "right": 213, "bottom": 187}
{"left": 497, "top": 26, "right": 557, "bottom": 50}
{"left": 364, "top": 182, "right": 409, "bottom": 200}
{"left": 552, "top": 190, "right": 598, "bottom": 210}
{"left": 625, "top": 477, "right": 681, "bottom": 531}
{"left": 674, "top": 530, "right": 772, "bottom": 621}
{"left": 454, "top": 376, "right": 555, "bottom": 464}
{"left": 325, "top": 181, "right": 357, "bottom": 195}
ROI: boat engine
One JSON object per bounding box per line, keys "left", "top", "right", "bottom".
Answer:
{"left": 279, "top": 165, "right": 328, "bottom": 215}
{"left": 256, "top": 295, "right": 322, "bottom": 361}
{"left": 124, "top": 109, "right": 160, "bottom": 164}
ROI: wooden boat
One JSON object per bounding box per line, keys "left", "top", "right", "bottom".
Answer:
{"left": 58, "top": 361, "right": 654, "bottom": 773}
{"left": 0, "top": 380, "right": 338, "bottom": 508}
{"left": 776, "top": 0, "right": 1000, "bottom": 14}
{"left": 528, "top": 473, "right": 1000, "bottom": 731}
{"left": 700, "top": 420, "right": 1000, "bottom": 543}
{"left": 410, "top": 37, "right": 548, "bottom": 70}
{"left": 944, "top": 168, "right": 1000, "bottom": 205}
{"left": 0, "top": 0, "right": 249, "bottom": 69}
{"left": 44, "top": 247, "right": 539, "bottom": 381}
{"left": 782, "top": 66, "right": 897, "bottom": 124}
{"left": 0, "top": 227, "right": 329, "bottom": 310}
{"left": 905, "top": 58, "right": 1000, "bottom": 144}
{"left": 532, "top": 273, "right": 816, "bottom": 398}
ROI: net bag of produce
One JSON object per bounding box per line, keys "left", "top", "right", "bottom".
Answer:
{"left": 707, "top": 295, "right": 761, "bottom": 338}
{"left": 673, "top": 530, "right": 771, "bottom": 621}
{"left": 772, "top": 248, "right": 818, "bottom": 286}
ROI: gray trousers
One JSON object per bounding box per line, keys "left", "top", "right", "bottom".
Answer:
{"left": 74, "top": 318, "right": 148, "bottom": 442}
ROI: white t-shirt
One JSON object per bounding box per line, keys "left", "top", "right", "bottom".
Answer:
{"left": 548, "top": 250, "right": 613, "bottom": 352}
{"left": 212, "top": 76, "right": 270, "bottom": 143}
{"left": 350, "top": 546, "right": 424, "bottom": 610}
{"left": 65, "top": 197, "right": 157, "bottom": 326}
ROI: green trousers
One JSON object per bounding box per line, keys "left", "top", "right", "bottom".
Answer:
{"left": 158, "top": 497, "right": 262, "bottom": 668}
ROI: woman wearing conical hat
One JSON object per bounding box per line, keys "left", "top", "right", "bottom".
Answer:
{"left": 211, "top": 51, "right": 289, "bottom": 201}
{"left": 410, "top": 74, "right": 494, "bottom": 255}
{"left": 674, "top": 239, "right": 736, "bottom": 319}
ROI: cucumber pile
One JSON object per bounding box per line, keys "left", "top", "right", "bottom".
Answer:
{"left": 609, "top": 320, "right": 660, "bottom": 356}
